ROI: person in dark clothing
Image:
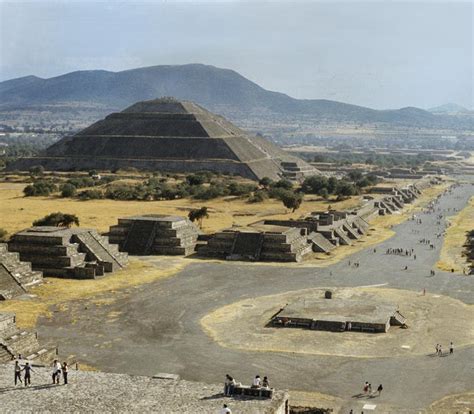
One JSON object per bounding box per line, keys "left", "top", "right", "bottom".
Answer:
{"left": 14, "top": 361, "right": 22, "bottom": 385}
{"left": 62, "top": 362, "right": 69, "bottom": 384}
{"left": 377, "top": 384, "right": 383, "bottom": 395}
{"left": 23, "top": 362, "right": 34, "bottom": 386}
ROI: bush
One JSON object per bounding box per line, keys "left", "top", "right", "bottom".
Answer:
{"left": 77, "top": 189, "right": 104, "bottom": 200}
{"left": 23, "top": 180, "right": 57, "bottom": 196}
{"left": 33, "top": 212, "right": 80, "bottom": 227}
{"left": 228, "top": 182, "right": 257, "bottom": 196}
{"left": 60, "top": 183, "right": 77, "bottom": 197}
{"left": 279, "top": 190, "right": 303, "bottom": 212}
{"left": 105, "top": 185, "right": 142, "bottom": 200}
{"left": 29, "top": 165, "right": 44, "bottom": 176}
{"left": 193, "top": 184, "right": 229, "bottom": 200}
{"left": 248, "top": 190, "right": 268, "bottom": 203}
{"left": 186, "top": 174, "right": 206, "bottom": 186}
{"left": 271, "top": 179, "right": 293, "bottom": 190}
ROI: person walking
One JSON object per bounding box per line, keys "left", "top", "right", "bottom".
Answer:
{"left": 52, "top": 359, "right": 61, "bottom": 384}
{"left": 23, "top": 362, "right": 33, "bottom": 386}
{"left": 368, "top": 384, "right": 372, "bottom": 395}
{"left": 14, "top": 361, "right": 22, "bottom": 385}
{"left": 438, "top": 345, "right": 443, "bottom": 356}
{"left": 449, "top": 342, "right": 454, "bottom": 355}
{"left": 377, "top": 384, "right": 383, "bottom": 396}
{"left": 363, "top": 381, "right": 369, "bottom": 394}
{"left": 62, "top": 362, "right": 69, "bottom": 385}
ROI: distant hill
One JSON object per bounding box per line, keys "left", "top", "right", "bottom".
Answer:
{"left": 428, "top": 103, "right": 471, "bottom": 114}
{"left": 0, "top": 64, "right": 470, "bottom": 129}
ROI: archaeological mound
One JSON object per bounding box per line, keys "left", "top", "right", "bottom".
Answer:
{"left": 9, "top": 97, "right": 318, "bottom": 181}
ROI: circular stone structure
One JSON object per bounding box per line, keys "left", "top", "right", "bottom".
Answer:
{"left": 201, "top": 287, "right": 474, "bottom": 358}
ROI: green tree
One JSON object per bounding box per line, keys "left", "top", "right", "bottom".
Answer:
{"left": 188, "top": 207, "right": 209, "bottom": 228}
{"left": 280, "top": 191, "right": 303, "bottom": 213}
{"left": 60, "top": 183, "right": 77, "bottom": 197}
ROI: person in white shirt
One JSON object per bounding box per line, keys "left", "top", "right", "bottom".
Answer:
{"left": 52, "top": 360, "right": 62, "bottom": 384}
{"left": 219, "top": 403, "right": 231, "bottom": 414}
{"left": 252, "top": 375, "right": 261, "bottom": 388}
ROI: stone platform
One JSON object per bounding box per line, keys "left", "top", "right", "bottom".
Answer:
{"left": 271, "top": 294, "right": 406, "bottom": 333}
{"left": 8, "top": 227, "right": 128, "bottom": 279}
{"left": 199, "top": 224, "right": 312, "bottom": 262}
{"left": 108, "top": 215, "right": 199, "bottom": 256}
{"left": 0, "top": 364, "right": 289, "bottom": 414}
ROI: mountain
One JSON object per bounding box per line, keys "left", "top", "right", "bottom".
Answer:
{"left": 428, "top": 103, "right": 471, "bottom": 114}
{"left": 0, "top": 64, "right": 469, "bottom": 128}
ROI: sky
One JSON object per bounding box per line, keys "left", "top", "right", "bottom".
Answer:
{"left": 0, "top": 0, "right": 472, "bottom": 110}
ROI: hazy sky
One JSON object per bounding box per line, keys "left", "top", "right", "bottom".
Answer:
{"left": 0, "top": 0, "right": 472, "bottom": 109}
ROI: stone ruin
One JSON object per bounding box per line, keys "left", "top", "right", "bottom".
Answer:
{"left": 0, "top": 312, "right": 57, "bottom": 364}
{"left": 271, "top": 293, "right": 407, "bottom": 333}
{"left": 8, "top": 227, "right": 128, "bottom": 279}
{"left": 0, "top": 243, "right": 43, "bottom": 300}
{"left": 199, "top": 224, "right": 313, "bottom": 262}
{"left": 108, "top": 215, "right": 200, "bottom": 256}
{"left": 9, "top": 97, "right": 319, "bottom": 182}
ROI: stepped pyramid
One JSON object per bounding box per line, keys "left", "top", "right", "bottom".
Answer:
{"left": 0, "top": 243, "right": 43, "bottom": 300}
{"left": 9, "top": 98, "right": 319, "bottom": 181}
{"left": 109, "top": 215, "right": 200, "bottom": 256}
{"left": 8, "top": 227, "right": 128, "bottom": 279}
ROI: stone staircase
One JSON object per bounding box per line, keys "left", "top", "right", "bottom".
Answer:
{"left": 0, "top": 243, "right": 43, "bottom": 300}
{"left": 0, "top": 312, "right": 58, "bottom": 365}
{"left": 333, "top": 227, "right": 352, "bottom": 246}
{"left": 390, "top": 311, "right": 407, "bottom": 326}
{"left": 74, "top": 231, "right": 128, "bottom": 272}
{"left": 307, "top": 232, "right": 335, "bottom": 253}
{"left": 122, "top": 220, "right": 158, "bottom": 255}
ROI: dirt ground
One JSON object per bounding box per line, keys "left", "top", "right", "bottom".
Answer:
{"left": 201, "top": 287, "right": 474, "bottom": 358}
{"left": 437, "top": 194, "right": 474, "bottom": 273}
{"left": 0, "top": 257, "right": 187, "bottom": 328}
{"left": 0, "top": 182, "right": 361, "bottom": 235}
{"left": 425, "top": 390, "right": 474, "bottom": 413}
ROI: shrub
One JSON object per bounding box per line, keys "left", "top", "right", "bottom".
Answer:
{"left": 280, "top": 190, "right": 303, "bottom": 212}
{"left": 228, "top": 182, "right": 257, "bottom": 196}
{"left": 248, "top": 190, "right": 268, "bottom": 203}
{"left": 186, "top": 174, "right": 206, "bottom": 186}
{"left": 33, "top": 212, "right": 80, "bottom": 227}
{"left": 60, "top": 183, "right": 77, "bottom": 197}
{"left": 77, "top": 189, "right": 104, "bottom": 200}
{"left": 23, "top": 180, "right": 57, "bottom": 196}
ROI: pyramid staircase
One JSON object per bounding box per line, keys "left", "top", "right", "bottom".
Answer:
{"left": 0, "top": 313, "right": 57, "bottom": 365}
{"left": 0, "top": 244, "right": 43, "bottom": 300}
{"left": 122, "top": 221, "right": 158, "bottom": 255}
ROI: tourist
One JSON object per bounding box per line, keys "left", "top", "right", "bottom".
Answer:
{"left": 23, "top": 362, "right": 33, "bottom": 386}
{"left": 52, "top": 359, "right": 62, "bottom": 384}
{"left": 438, "top": 345, "right": 443, "bottom": 357}
{"left": 220, "top": 403, "right": 232, "bottom": 414}
{"left": 377, "top": 384, "right": 383, "bottom": 396}
{"left": 368, "top": 384, "right": 372, "bottom": 395}
{"left": 449, "top": 342, "right": 454, "bottom": 355}
{"left": 252, "top": 375, "right": 261, "bottom": 388}
{"left": 262, "top": 376, "right": 270, "bottom": 388}
{"left": 14, "top": 361, "right": 22, "bottom": 385}
{"left": 363, "top": 381, "right": 369, "bottom": 394}
{"left": 224, "top": 374, "right": 235, "bottom": 396}
{"left": 62, "top": 362, "right": 69, "bottom": 385}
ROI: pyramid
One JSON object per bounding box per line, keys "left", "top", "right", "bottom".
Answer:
{"left": 9, "top": 98, "right": 319, "bottom": 181}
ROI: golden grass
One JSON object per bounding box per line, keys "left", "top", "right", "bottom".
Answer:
{"left": 437, "top": 196, "right": 474, "bottom": 273}
{"left": 0, "top": 182, "right": 361, "bottom": 235}
{"left": 0, "top": 257, "right": 187, "bottom": 328}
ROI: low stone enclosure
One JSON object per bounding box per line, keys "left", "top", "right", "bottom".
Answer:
{"left": 270, "top": 292, "right": 407, "bottom": 333}
{"left": 108, "top": 215, "right": 200, "bottom": 256}
{"left": 8, "top": 227, "right": 128, "bottom": 279}
{"left": 0, "top": 312, "right": 57, "bottom": 364}
{"left": 0, "top": 243, "right": 43, "bottom": 300}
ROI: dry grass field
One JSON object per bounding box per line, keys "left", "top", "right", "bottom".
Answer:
{"left": 0, "top": 182, "right": 362, "bottom": 236}
{"left": 437, "top": 195, "right": 474, "bottom": 273}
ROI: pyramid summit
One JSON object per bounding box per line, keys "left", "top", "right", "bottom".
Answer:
{"left": 9, "top": 98, "right": 318, "bottom": 181}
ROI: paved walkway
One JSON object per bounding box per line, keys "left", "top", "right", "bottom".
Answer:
{"left": 36, "top": 180, "right": 474, "bottom": 413}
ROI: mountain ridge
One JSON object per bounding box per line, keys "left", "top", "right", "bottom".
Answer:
{"left": 0, "top": 64, "right": 469, "bottom": 128}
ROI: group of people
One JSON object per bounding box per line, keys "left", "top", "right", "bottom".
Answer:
{"left": 223, "top": 374, "right": 270, "bottom": 396}
{"left": 435, "top": 342, "right": 454, "bottom": 357}
{"left": 13, "top": 358, "right": 69, "bottom": 386}
{"left": 386, "top": 247, "right": 414, "bottom": 256}
{"left": 363, "top": 381, "right": 383, "bottom": 397}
